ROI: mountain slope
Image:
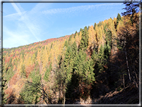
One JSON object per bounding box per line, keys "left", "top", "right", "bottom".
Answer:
{"left": 2, "top": 13, "right": 139, "bottom": 104}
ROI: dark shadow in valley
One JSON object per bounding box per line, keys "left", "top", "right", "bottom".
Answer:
{"left": 94, "top": 83, "right": 139, "bottom": 104}
{"left": 90, "top": 20, "right": 139, "bottom": 104}
{"left": 66, "top": 72, "right": 93, "bottom": 104}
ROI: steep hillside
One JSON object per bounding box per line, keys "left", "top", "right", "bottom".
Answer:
{"left": 2, "top": 13, "right": 139, "bottom": 104}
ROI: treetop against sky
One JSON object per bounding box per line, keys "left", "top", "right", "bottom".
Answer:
{"left": 3, "top": 2, "right": 125, "bottom": 48}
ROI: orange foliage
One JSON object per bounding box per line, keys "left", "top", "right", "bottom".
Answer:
{"left": 5, "top": 57, "right": 10, "bottom": 63}
{"left": 4, "top": 87, "right": 13, "bottom": 98}
{"left": 25, "top": 64, "right": 35, "bottom": 78}
{"left": 9, "top": 72, "right": 20, "bottom": 86}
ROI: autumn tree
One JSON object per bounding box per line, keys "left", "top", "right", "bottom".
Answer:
{"left": 94, "top": 23, "right": 97, "bottom": 30}
{"left": 4, "top": 57, "right": 14, "bottom": 81}
{"left": 116, "top": 1, "right": 139, "bottom": 87}
{"left": 74, "top": 31, "right": 78, "bottom": 38}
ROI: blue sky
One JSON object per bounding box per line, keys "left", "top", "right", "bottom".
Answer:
{"left": 3, "top": 2, "right": 126, "bottom": 48}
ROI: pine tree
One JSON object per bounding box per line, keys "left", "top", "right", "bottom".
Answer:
{"left": 69, "top": 35, "right": 72, "bottom": 43}
{"left": 117, "top": 13, "right": 122, "bottom": 26}
{"left": 83, "top": 58, "right": 95, "bottom": 84}
{"left": 74, "top": 31, "right": 78, "bottom": 38}
{"left": 121, "top": 1, "right": 139, "bottom": 16}
{"left": 44, "top": 68, "right": 50, "bottom": 82}
{"left": 21, "top": 64, "right": 26, "bottom": 78}
{"left": 91, "top": 49, "right": 98, "bottom": 65}
{"left": 71, "top": 42, "right": 77, "bottom": 58}
{"left": 73, "top": 50, "right": 95, "bottom": 100}
{"left": 97, "top": 45, "right": 105, "bottom": 73}
{"left": 2, "top": 80, "right": 8, "bottom": 105}
{"left": 105, "top": 30, "right": 112, "bottom": 49}
{"left": 104, "top": 43, "right": 110, "bottom": 60}
{"left": 56, "top": 46, "right": 73, "bottom": 104}
{"left": 20, "top": 71, "right": 42, "bottom": 104}
{"left": 64, "top": 41, "right": 68, "bottom": 47}
{"left": 80, "top": 29, "right": 89, "bottom": 51}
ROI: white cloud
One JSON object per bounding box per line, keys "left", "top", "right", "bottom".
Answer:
{"left": 3, "top": 26, "right": 30, "bottom": 48}
{"left": 10, "top": 2, "right": 41, "bottom": 41}
{"left": 42, "top": 3, "right": 121, "bottom": 15}
{"left": 4, "top": 12, "right": 19, "bottom": 18}
{"left": 3, "top": 2, "right": 44, "bottom": 48}
{"left": 4, "top": 11, "right": 26, "bottom": 21}
{"left": 11, "top": 3, "right": 22, "bottom": 15}
{"left": 29, "top": 3, "right": 51, "bottom": 14}
{"left": 3, "top": 2, "right": 122, "bottom": 48}
{"left": 3, "top": 2, "right": 52, "bottom": 48}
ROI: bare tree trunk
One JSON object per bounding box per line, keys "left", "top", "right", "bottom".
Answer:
{"left": 60, "top": 85, "right": 66, "bottom": 106}
{"left": 39, "top": 62, "right": 44, "bottom": 103}
{"left": 8, "top": 81, "right": 9, "bottom": 88}
{"left": 59, "top": 81, "right": 62, "bottom": 103}
{"left": 63, "top": 89, "right": 66, "bottom": 105}
{"left": 41, "top": 84, "right": 44, "bottom": 103}
{"left": 59, "top": 84, "right": 61, "bottom": 103}
{"left": 133, "top": 65, "right": 138, "bottom": 88}
{"left": 50, "top": 84, "right": 52, "bottom": 104}
{"left": 125, "top": 48, "right": 131, "bottom": 82}
{"left": 63, "top": 93, "right": 66, "bottom": 104}
{"left": 123, "top": 74, "right": 125, "bottom": 89}
{"left": 61, "top": 81, "right": 63, "bottom": 103}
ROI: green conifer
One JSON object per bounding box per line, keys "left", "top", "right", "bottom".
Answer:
{"left": 117, "top": 13, "right": 122, "bottom": 26}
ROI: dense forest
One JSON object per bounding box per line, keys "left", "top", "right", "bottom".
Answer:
{"left": 2, "top": 2, "right": 140, "bottom": 105}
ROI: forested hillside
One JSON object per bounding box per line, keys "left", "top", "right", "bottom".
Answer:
{"left": 2, "top": 11, "right": 139, "bottom": 104}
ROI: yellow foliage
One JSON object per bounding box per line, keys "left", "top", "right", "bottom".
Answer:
{"left": 88, "top": 25, "right": 96, "bottom": 48}
{"left": 37, "top": 50, "right": 41, "bottom": 65}
{"left": 117, "top": 20, "right": 125, "bottom": 32}
{"left": 42, "top": 48, "right": 49, "bottom": 72}
{"left": 13, "top": 78, "right": 27, "bottom": 99}
{"left": 17, "top": 56, "right": 24, "bottom": 73}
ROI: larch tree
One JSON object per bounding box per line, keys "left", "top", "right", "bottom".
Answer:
{"left": 94, "top": 23, "right": 97, "bottom": 30}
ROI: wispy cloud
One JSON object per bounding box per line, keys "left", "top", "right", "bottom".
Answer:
{"left": 3, "top": 26, "right": 30, "bottom": 48}
{"left": 4, "top": 11, "right": 26, "bottom": 21}
{"left": 42, "top": 3, "right": 121, "bottom": 15}
{"left": 10, "top": 2, "right": 41, "bottom": 41}
{"left": 3, "top": 2, "right": 123, "bottom": 48}
{"left": 3, "top": 2, "right": 43, "bottom": 48}
{"left": 11, "top": 3, "right": 22, "bottom": 15}
{"left": 29, "top": 3, "right": 51, "bottom": 14}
